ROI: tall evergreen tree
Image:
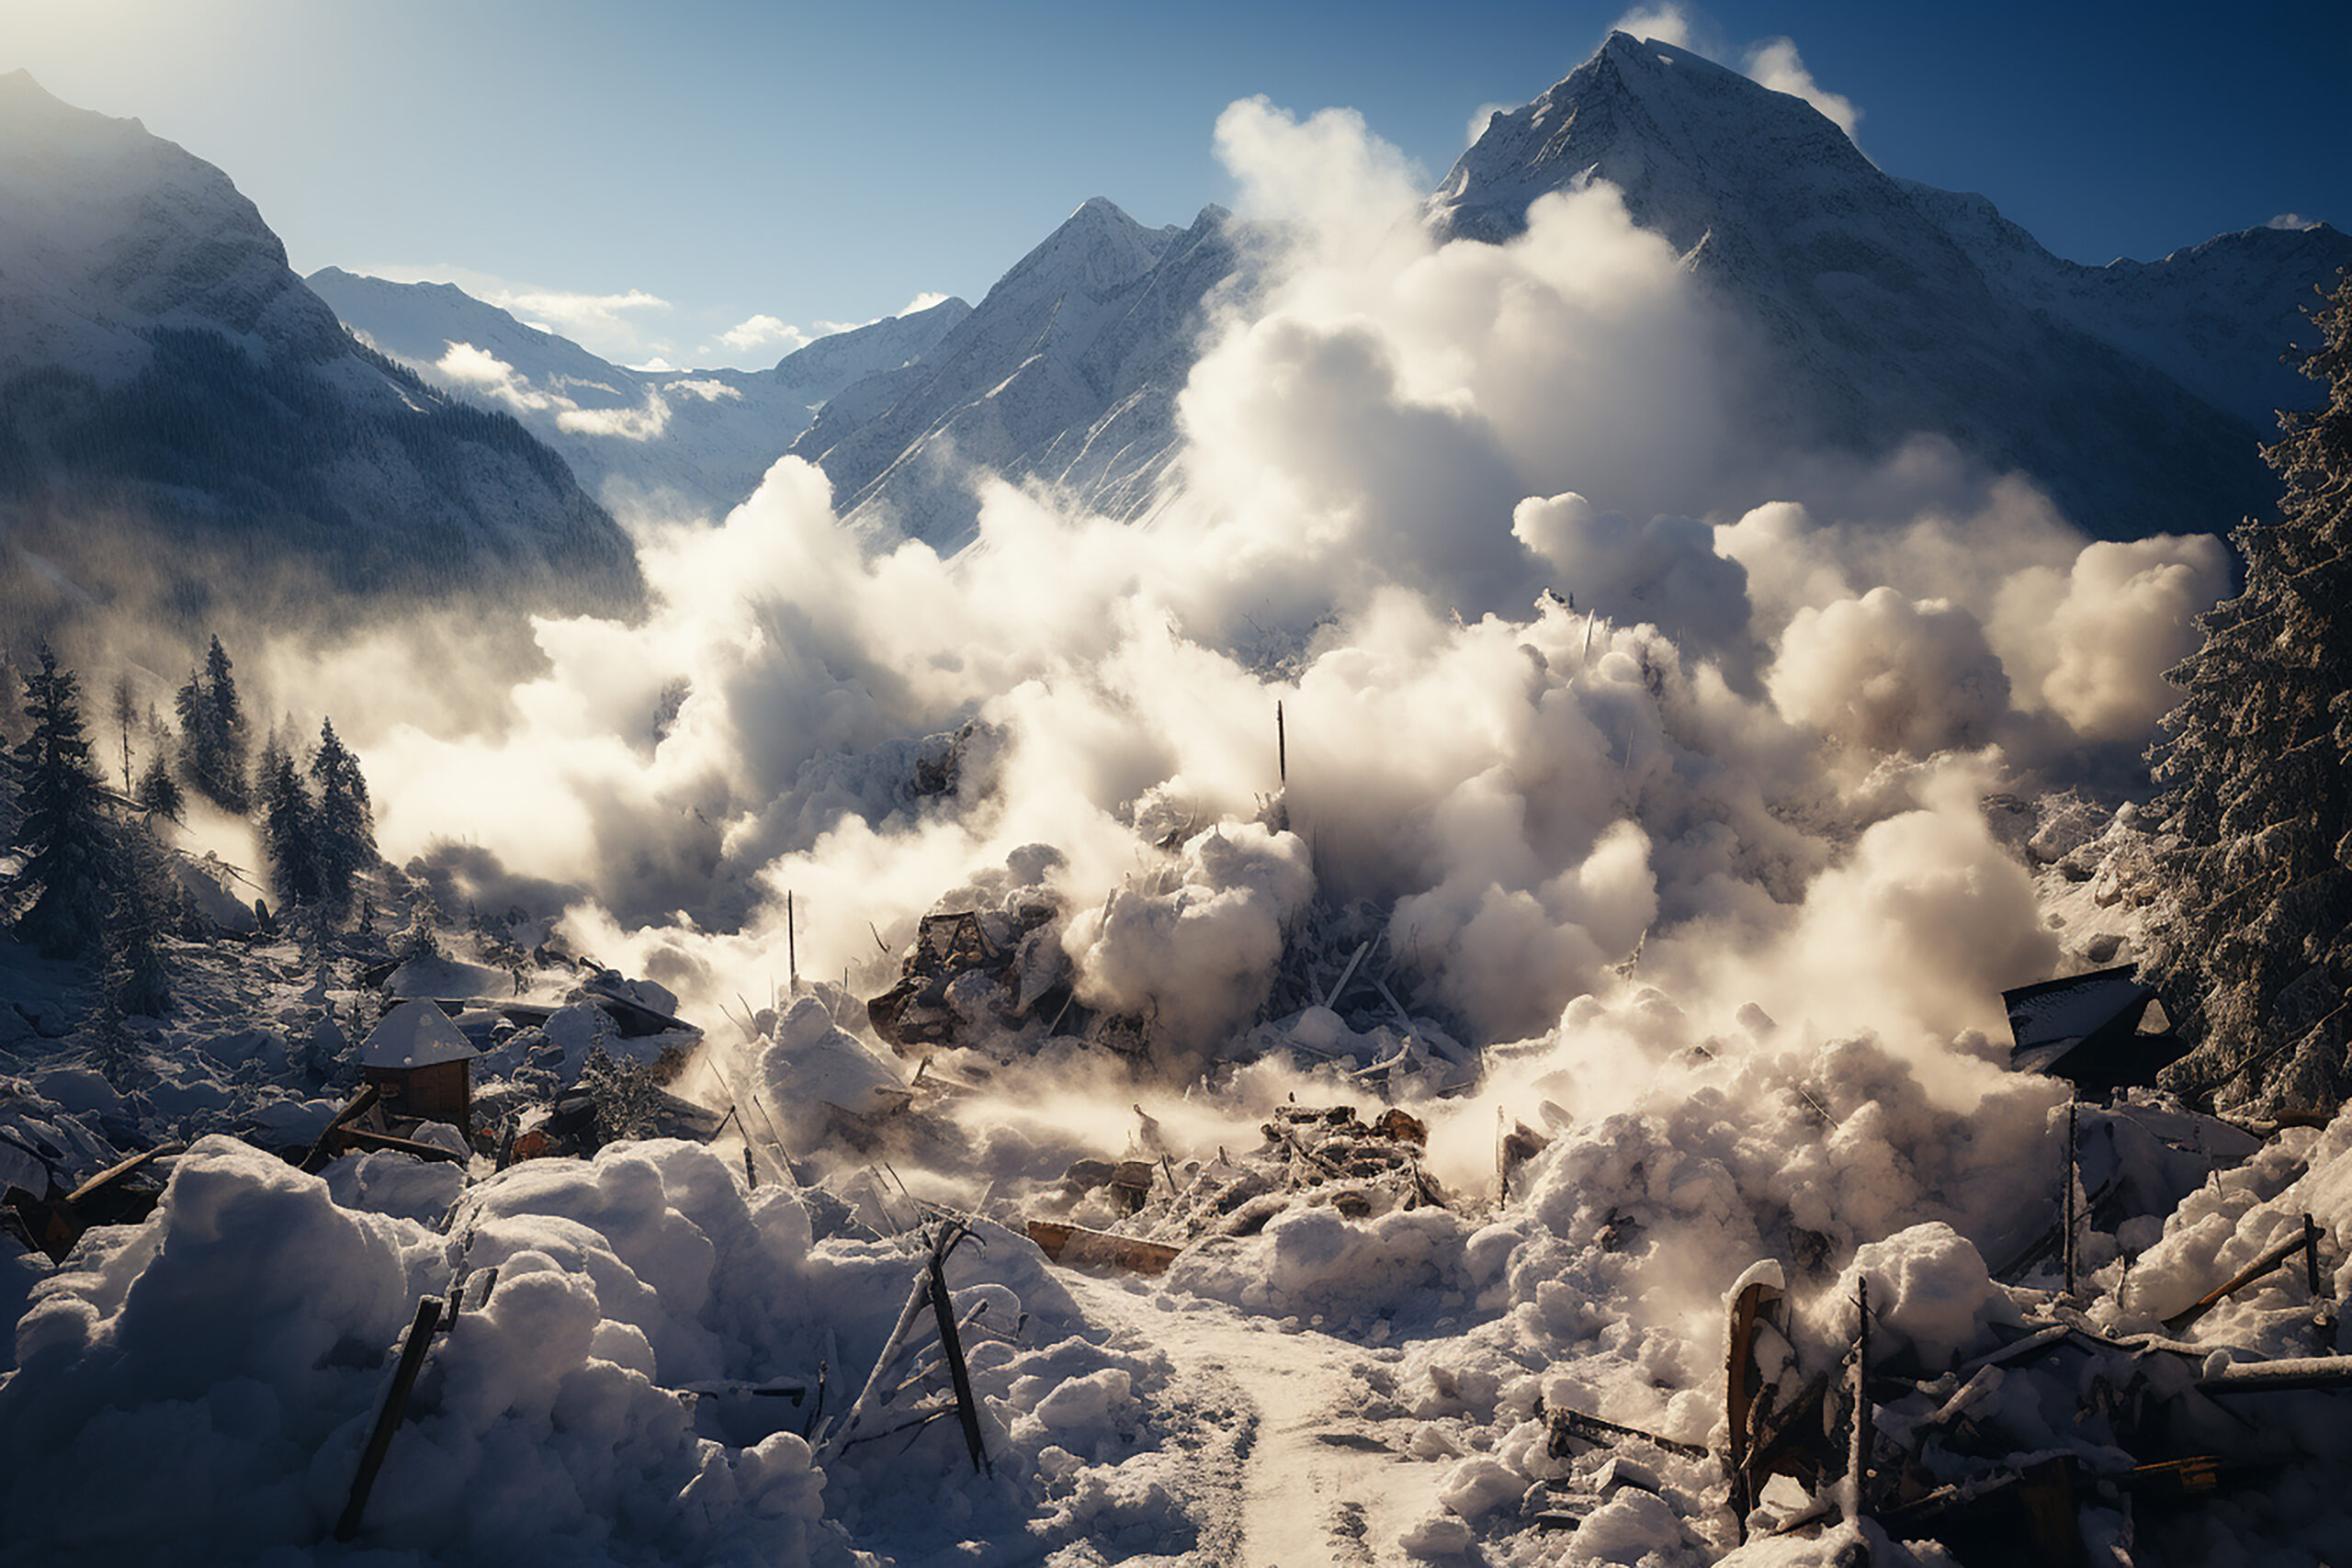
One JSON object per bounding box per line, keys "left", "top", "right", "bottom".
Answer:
{"left": 2149, "top": 270, "right": 2352, "bottom": 1112}
{"left": 100, "top": 824, "right": 175, "bottom": 1021}
{"left": 310, "top": 717, "right": 376, "bottom": 920}
{"left": 110, "top": 673, "right": 137, "bottom": 795}
{"left": 9, "top": 647, "right": 109, "bottom": 956}
{"left": 256, "top": 731, "right": 321, "bottom": 909}
{"left": 175, "top": 635, "right": 250, "bottom": 813}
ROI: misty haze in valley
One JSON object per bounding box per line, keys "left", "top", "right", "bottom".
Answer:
{"left": 4, "top": 12, "right": 2351, "bottom": 1568}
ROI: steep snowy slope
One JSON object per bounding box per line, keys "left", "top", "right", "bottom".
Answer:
{"left": 1425, "top": 33, "right": 2333, "bottom": 538}
{"left": 788, "top": 198, "right": 1244, "bottom": 546}
{"left": 307, "top": 268, "right": 970, "bottom": 514}
{"left": 0, "top": 71, "right": 639, "bottom": 615}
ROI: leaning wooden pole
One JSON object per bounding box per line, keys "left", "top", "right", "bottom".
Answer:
{"left": 2063, "top": 1091, "right": 2080, "bottom": 1296}
{"left": 928, "top": 1243, "right": 990, "bottom": 1475}
{"left": 787, "top": 890, "right": 798, "bottom": 996}
{"left": 1847, "top": 1275, "right": 1871, "bottom": 1523}
{"left": 336, "top": 1294, "right": 445, "bottom": 1542}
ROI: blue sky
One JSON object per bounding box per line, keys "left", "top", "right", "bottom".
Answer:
{"left": 6, "top": 0, "right": 2346, "bottom": 368}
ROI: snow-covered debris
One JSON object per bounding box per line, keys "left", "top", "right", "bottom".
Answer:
{"left": 759, "top": 996, "right": 913, "bottom": 1151}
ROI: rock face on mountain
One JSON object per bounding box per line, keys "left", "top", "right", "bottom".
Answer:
{"left": 787, "top": 198, "right": 1244, "bottom": 547}
{"left": 307, "top": 268, "right": 970, "bottom": 514}
{"left": 1425, "top": 33, "right": 2350, "bottom": 539}
{"left": 0, "top": 71, "right": 640, "bottom": 617}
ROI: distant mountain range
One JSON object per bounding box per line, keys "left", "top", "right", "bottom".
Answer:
{"left": 305, "top": 268, "right": 968, "bottom": 515}
{"left": 0, "top": 70, "right": 640, "bottom": 624}
{"left": 7, "top": 33, "right": 2346, "bottom": 627}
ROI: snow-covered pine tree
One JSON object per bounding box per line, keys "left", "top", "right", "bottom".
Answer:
{"left": 174, "top": 635, "right": 250, "bottom": 814}
{"left": 2149, "top": 270, "right": 2352, "bottom": 1113}
{"left": 100, "top": 825, "right": 175, "bottom": 1021}
{"left": 9, "top": 647, "right": 111, "bottom": 957}
{"left": 256, "top": 730, "right": 321, "bottom": 909}
{"left": 134, "top": 753, "right": 184, "bottom": 824}
{"left": 310, "top": 717, "right": 376, "bottom": 921}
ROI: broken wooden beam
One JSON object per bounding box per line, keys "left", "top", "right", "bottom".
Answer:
{"left": 327, "top": 1127, "right": 469, "bottom": 1165}
{"left": 62, "top": 1142, "right": 184, "bottom": 1205}
{"left": 300, "top": 1083, "right": 382, "bottom": 1172}
{"left": 2165, "top": 1216, "right": 2324, "bottom": 1334}
{"left": 1543, "top": 1404, "right": 1708, "bottom": 1461}
{"left": 927, "top": 1240, "right": 989, "bottom": 1475}
{"left": 1024, "top": 1220, "right": 1181, "bottom": 1276}
{"left": 2195, "top": 1356, "right": 2352, "bottom": 1395}
{"left": 335, "top": 1294, "right": 447, "bottom": 1542}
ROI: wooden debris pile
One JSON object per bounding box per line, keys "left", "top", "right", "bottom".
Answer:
{"left": 1023, "top": 1101, "right": 1447, "bottom": 1276}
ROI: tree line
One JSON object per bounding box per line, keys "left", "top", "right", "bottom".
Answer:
{"left": 3, "top": 634, "right": 379, "bottom": 1037}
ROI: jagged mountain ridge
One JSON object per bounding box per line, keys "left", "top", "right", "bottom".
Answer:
{"left": 779, "top": 34, "right": 2343, "bottom": 551}
{"left": 307, "top": 268, "right": 971, "bottom": 514}
{"left": 1425, "top": 32, "right": 2351, "bottom": 538}
{"left": 786, "top": 197, "right": 1246, "bottom": 546}
{"left": 0, "top": 70, "right": 640, "bottom": 618}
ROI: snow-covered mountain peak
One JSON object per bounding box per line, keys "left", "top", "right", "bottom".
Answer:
{"left": 0, "top": 71, "right": 348, "bottom": 379}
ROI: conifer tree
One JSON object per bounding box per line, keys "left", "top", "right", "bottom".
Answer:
{"left": 256, "top": 731, "right": 321, "bottom": 909}
{"left": 134, "top": 753, "right": 185, "bottom": 823}
{"left": 110, "top": 673, "right": 137, "bottom": 794}
{"left": 175, "top": 635, "right": 250, "bottom": 813}
{"left": 9, "top": 647, "right": 109, "bottom": 956}
{"left": 2149, "top": 270, "right": 2352, "bottom": 1112}
{"left": 100, "top": 825, "right": 175, "bottom": 1021}
{"left": 310, "top": 717, "right": 377, "bottom": 920}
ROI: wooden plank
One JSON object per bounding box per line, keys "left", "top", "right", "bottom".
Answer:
{"left": 300, "top": 1083, "right": 381, "bottom": 1173}
{"left": 334, "top": 1295, "right": 446, "bottom": 1541}
{"left": 2165, "top": 1222, "right": 2322, "bottom": 1333}
{"left": 1025, "top": 1220, "right": 1181, "bottom": 1276}
{"left": 330, "top": 1126, "right": 468, "bottom": 1165}
{"left": 63, "top": 1142, "right": 184, "bottom": 1205}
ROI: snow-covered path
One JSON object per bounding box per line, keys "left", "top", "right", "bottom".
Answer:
{"left": 1066, "top": 1275, "right": 1448, "bottom": 1567}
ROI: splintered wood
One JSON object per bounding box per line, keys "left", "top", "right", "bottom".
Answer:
{"left": 1025, "top": 1220, "right": 1181, "bottom": 1276}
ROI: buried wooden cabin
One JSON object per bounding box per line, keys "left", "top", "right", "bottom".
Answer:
{"left": 360, "top": 999, "right": 481, "bottom": 1135}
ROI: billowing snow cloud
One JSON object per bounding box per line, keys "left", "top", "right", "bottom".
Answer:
{"left": 255, "top": 73, "right": 2213, "bottom": 1111}
{"left": 1610, "top": 4, "right": 1862, "bottom": 140}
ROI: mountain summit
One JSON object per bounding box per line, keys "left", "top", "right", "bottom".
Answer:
{"left": 0, "top": 73, "right": 639, "bottom": 620}
{"left": 788, "top": 197, "right": 1242, "bottom": 545}
{"left": 1428, "top": 33, "right": 2349, "bottom": 537}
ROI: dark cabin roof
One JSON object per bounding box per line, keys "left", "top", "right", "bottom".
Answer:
{"left": 2005, "top": 965, "right": 2189, "bottom": 1094}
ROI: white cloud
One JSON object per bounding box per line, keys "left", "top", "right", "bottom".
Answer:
{"left": 2267, "top": 212, "right": 2318, "bottom": 231}
{"left": 717, "top": 313, "right": 813, "bottom": 355}
{"left": 356, "top": 265, "right": 677, "bottom": 364}
{"left": 898, "top": 290, "right": 951, "bottom": 315}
